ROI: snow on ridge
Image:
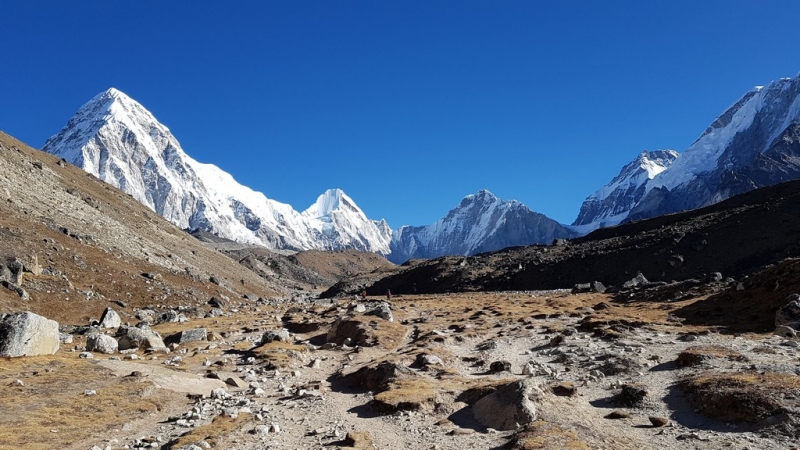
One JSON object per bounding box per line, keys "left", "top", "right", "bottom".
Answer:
{"left": 649, "top": 75, "right": 800, "bottom": 192}
{"left": 587, "top": 150, "right": 678, "bottom": 203}
{"left": 43, "top": 88, "right": 392, "bottom": 255}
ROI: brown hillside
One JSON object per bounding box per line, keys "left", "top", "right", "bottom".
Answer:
{"left": 0, "top": 131, "right": 280, "bottom": 324}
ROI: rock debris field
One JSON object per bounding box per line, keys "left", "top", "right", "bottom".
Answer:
{"left": 3, "top": 288, "right": 800, "bottom": 450}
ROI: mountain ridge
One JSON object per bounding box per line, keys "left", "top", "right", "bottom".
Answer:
{"left": 579, "top": 73, "right": 800, "bottom": 228}
{"left": 42, "top": 88, "right": 575, "bottom": 261}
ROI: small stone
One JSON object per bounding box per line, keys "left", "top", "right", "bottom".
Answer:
{"left": 605, "top": 411, "right": 631, "bottom": 419}
{"left": 649, "top": 416, "right": 670, "bottom": 427}
{"left": 269, "top": 422, "right": 281, "bottom": 433}
{"left": 84, "top": 389, "right": 97, "bottom": 396}
{"left": 488, "top": 360, "right": 511, "bottom": 373}
{"left": 211, "top": 388, "right": 229, "bottom": 399}
{"left": 79, "top": 351, "right": 94, "bottom": 359}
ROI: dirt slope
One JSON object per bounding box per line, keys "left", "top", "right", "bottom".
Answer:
{"left": 0, "top": 131, "right": 280, "bottom": 324}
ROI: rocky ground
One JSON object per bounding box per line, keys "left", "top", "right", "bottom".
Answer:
{"left": 4, "top": 287, "right": 800, "bottom": 450}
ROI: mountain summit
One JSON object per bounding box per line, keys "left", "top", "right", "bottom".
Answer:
{"left": 577, "top": 73, "right": 800, "bottom": 229}
{"left": 43, "top": 88, "right": 392, "bottom": 254}
{"left": 573, "top": 150, "right": 678, "bottom": 231}
{"left": 388, "top": 190, "right": 575, "bottom": 263}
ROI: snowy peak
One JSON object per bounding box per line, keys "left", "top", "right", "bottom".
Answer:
{"left": 572, "top": 150, "right": 678, "bottom": 230}
{"left": 303, "top": 188, "right": 356, "bottom": 218}
{"left": 578, "top": 72, "right": 800, "bottom": 230}
{"left": 302, "top": 188, "right": 393, "bottom": 254}
{"left": 42, "top": 88, "right": 393, "bottom": 255}
{"left": 389, "top": 190, "right": 574, "bottom": 263}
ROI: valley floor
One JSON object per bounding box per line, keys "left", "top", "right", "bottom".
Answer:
{"left": 2, "top": 291, "right": 797, "bottom": 450}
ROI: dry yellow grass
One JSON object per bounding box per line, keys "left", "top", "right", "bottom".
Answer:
{"left": 0, "top": 355, "right": 176, "bottom": 450}
{"left": 165, "top": 413, "right": 251, "bottom": 449}
{"left": 681, "top": 371, "right": 800, "bottom": 423}
{"left": 250, "top": 341, "right": 309, "bottom": 369}
{"left": 676, "top": 345, "right": 747, "bottom": 367}
{"left": 510, "top": 420, "right": 589, "bottom": 450}
{"left": 372, "top": 379, "right": 438, "bottom": 412}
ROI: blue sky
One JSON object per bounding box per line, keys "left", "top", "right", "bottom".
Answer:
{"left": 3, "top": 1, "right": 800, "bottom": 227}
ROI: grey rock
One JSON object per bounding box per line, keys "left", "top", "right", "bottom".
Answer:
{"left": 260, "top": 329, "right": 290, "bottom": 344}
{"left": 1, "top": 281, "right": 30, "bottom": 300}
{"left": 87, "top": 334, "right": 118, "bottom": 354}
{"left": 174, "top": 328, "right": 207, "bottom": 344}
{"left": 0, "top": 311, "right": 60, "bottom": 357}
{"left": 472, "top": 378, "right": 543, "bottom": 431}
{"left": 157, "top": 310, "right": 179, "bottom": 324}
{"left": 776, "top": 294, "right": 800, "bottom": 328}
{"left": 415, "top": 353, "right": 444, "bottom": 368}
{"left": 98, "top": 307, "right": 121, "bottom": 329}
{"left": 134, "top": 309, "right": 155, "bottom": 323}
{"left": 622, "top": 272, "right": 649, "bottom": 289}
{"left": 208, "top": 296, "right": 227, "bottom": 309}
{"left": 774, "top": 325, "right": 797, "bottom": 338}
{"left": 116, "top": 325, "right": 165, "bottom": 350}
{"left": 366, "top": 302, "right": 394, "bottom": 322}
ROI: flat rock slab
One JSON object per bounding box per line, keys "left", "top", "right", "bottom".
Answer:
{"left": 97, "top": 360, "right": 226, "bottom": 395}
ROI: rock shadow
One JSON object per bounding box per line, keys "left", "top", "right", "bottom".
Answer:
{"left": 660, "top": 383, "right": 754, "bottom": 433}
{"left": 346, "top": 402, "right": 382, "bottom": 419}
{"left": 648, "top": 360, "right": 677, "bottom": 372}
{"left": 447, "top": 405, "right": 487, "bottom": 432}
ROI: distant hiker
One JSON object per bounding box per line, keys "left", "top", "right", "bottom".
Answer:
{"left": 386, "top": 289, "right": 392, "bottom": 300}
{"left": 360, "top": 290, "right": 367, "bottom": 299}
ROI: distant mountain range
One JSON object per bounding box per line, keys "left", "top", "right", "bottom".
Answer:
{"left": 42, "top": 73, "right": 800, "bottom": 261}
{"left": 42, "top": 89, "right": 571, "bottom": 262}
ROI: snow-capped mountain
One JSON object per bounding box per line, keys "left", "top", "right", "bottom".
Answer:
{"left": 576, "top": 73, "right": 800, "bottom": 228}
{"left": 572, "top": 150, "right": 678, "bottom": 232}
{"left": 388, "top": 190, "right": 575, "bottom": 263}
{"left": 42, "top": 88, "right": 392, "bottom": 254}
{"left": 302, "top": 189, "right": 392, "bottom": 253}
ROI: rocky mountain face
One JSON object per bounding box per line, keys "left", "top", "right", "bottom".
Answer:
{"left": 572, "top": 150, "right": 678, "bottom": 232}
{"left": 577, "top": 74, "right": 800, "bottom": 228}
{"left": 42, "top": 89, "right": 392, "bottom": 254}
{"left": 388, "top": 190, "right": 575, "bottom": 263}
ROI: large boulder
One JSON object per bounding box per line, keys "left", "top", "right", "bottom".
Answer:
{"left": 98, "top": 307, "right": 121, "bottom": 329}
{"left": 169, "top": 328, "right": 208, "bottom": 345}
{"left": 116, "top": 325, "right": 165, "bottom": 350}
{"left": 87, "top": 334, "right": 118, "bottom": 354}
{"left": 260, "top": 329, "right": 291, "bottom": 344}
{"left": 472, "top": 378, "right": 543, "bottom": 431}
{"left": 0, "top": 311, "right": 60, "bottom": 357}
